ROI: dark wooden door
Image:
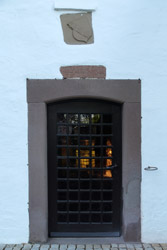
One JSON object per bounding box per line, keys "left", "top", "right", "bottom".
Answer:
{"left": 47, "top": 99, "right": 122, "bottom": 237}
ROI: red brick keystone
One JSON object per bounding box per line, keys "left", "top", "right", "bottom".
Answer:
{"left": 60, "top": 66, "right": 106, "bottom": 79}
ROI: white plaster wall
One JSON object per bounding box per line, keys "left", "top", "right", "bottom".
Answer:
{"left": 0, "top": 0, "right": 167, "bottom": 243}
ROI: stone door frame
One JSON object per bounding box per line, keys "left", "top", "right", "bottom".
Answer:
{"left": 27, "top": 79, "right": 141, "bottom": 242}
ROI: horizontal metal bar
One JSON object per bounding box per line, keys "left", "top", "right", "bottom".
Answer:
{"left": 56, "top": 222, "right": 113, "bottom": 225}
{"left": 57, "top": 134, "right": 113, "bottom": 137}
{"left": 57, "top": 211, "right": 113, "bottom": 214}
{"left": 50, "top": 231, "right": 119, "bottom": 237}
{"left": 57, "top": 156, "right": 113, "bottom": 159}
{"left": 57, "top": 145, "right": 114, "bottom": 148}
{"left": 57, "top": 189, "right": 113, "bottom": 192}
{"left": 56, "top": 112, "right": 112, "bottom": 115}
{"left": 57, "top": 123, "right": 113, "bottom": 126}
{"left": 57, "top": 167, "right": 114, "bottom": 170}
{"left": 57, "top": 200, "right": 113, "bottom": 203}
{"left": 57, "top": 178, "right": 114, "bottom": 181}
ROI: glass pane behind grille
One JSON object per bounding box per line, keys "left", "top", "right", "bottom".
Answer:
{"left": 56, "top": 113, "right": 113, "bottom": 225}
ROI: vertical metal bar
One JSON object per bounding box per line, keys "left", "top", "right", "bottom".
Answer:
{"left": 66, "top": 113, "right": 69, "bottom": 224}
{"left": 78, "top": 113, "right": 81, "bottom": 224}
{"left": 89, "top": 113, "right": 92, "bottom": 224}
{"left": 101, "top": 114, "right": 103, "bottom": 224}
{"left": 55, "top": 114, "right": 59, "bottom": 224}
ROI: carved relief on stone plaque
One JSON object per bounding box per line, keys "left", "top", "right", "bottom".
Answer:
{"left": 60, "top": 13, "right": 94, "bottom": 45}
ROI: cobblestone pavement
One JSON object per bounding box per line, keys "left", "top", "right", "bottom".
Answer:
{"left": 0, "top": 243, "right": 167, "bottom": 250}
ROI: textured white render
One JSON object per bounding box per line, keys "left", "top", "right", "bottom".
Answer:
{"left": 0, "top": 0, "right": 167, "bottom": 243}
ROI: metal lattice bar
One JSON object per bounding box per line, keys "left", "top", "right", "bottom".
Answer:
{"left": 55, "top": 112, "right": 113, "bottom": 225}
{"left": 48, "top": 100, "right": 122, "bottom": 236}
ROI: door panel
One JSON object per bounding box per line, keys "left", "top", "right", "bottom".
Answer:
{"left": 47, "top": 99, "right": 122, "bottom": 237}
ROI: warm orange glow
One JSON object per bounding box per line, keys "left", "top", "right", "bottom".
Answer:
{"left": 76, "top": 138, "right": 113, "bottom": 177}
{"left": 103, "top": 169, "right": 112, "bottom": 178}
{"left": 76, "top": 142, "right": 95, "bottom": 168}
{"left": 103, "top": 139, "right": 112, "bottom": 178}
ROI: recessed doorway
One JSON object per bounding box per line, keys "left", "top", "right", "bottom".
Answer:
{"left": 27, "top": 79, "right": 141, "bottom": 242}
{"left": 47, "top": 99, "right": 122, "bottom": 237}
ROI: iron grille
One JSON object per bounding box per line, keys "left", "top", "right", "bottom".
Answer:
{"left": 48, "top": 100, "right": 122, "bottom": 237}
